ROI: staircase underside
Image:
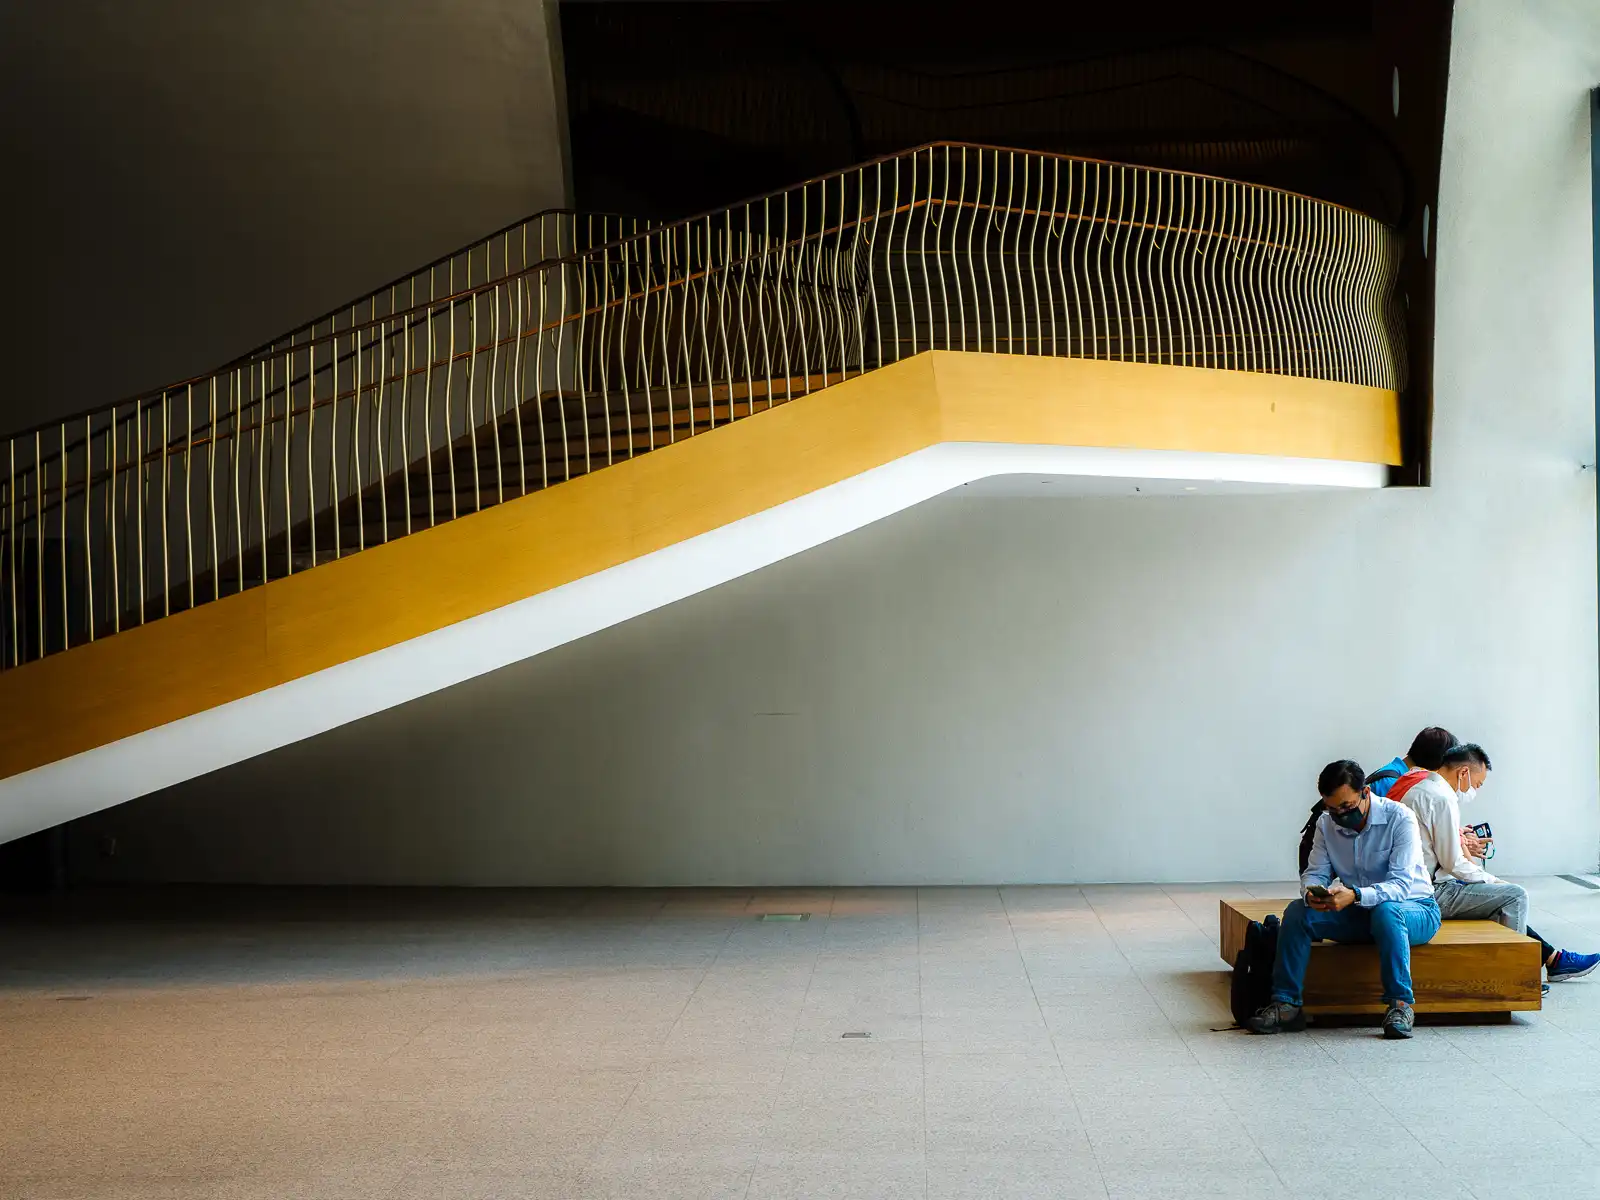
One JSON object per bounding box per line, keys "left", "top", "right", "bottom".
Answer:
{"left": 0, "top": 351, "right": 1399, "bottom": 842}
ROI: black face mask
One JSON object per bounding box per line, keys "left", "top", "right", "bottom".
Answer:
{"left": 1330, "top": 805, "right": 1366, "bottom": 831}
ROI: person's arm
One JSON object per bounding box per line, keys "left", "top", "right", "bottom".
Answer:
{"left": 1357, "top": 806, "right": 1427, "bottom": 907}
{"left": 1429, "top": 792, "right": 1497, "bottom": 885}
{"left": 1300, "top": 818, "right": 1334, "bottom": 893}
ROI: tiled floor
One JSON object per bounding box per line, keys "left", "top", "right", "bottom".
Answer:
{"left": 7, "top": 879, "right": 1600, "bottom": 1199}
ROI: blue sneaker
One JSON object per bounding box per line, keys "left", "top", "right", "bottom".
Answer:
{"left": 1548, "top": 951, "right": 1600, "bottom": 982}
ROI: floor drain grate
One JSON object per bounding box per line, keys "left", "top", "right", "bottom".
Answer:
{"left": 841, "top": 1031, "right": 871, "bottom": 1039}
{"left": 757, "top": 913, "right": 810, "bottom": 921}
{"left": 1560, "top": 874, "right": 1600, "bottom": 891}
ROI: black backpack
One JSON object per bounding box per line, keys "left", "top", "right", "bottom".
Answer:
{"left": 1229, "top": 914, "right": 1280, "bottom": 1027}
{"left": 1296, "top": 802, "right": 1324, "bottom": 875}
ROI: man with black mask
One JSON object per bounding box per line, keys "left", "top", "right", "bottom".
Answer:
{"left": 1249, "top": 760, "right": 1441, "bottom": 1040}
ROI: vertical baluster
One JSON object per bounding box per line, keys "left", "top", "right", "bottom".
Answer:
{"left": 159, "top": 392, "right": 170, "bottom": 614}
{"left": 979, "top": 151, "right": 998, "bottom": 354}
{"left": 533, "top": 261, "right": 550, "bottom": 484}
{"left": 901, "top": 157, "right": 917, "bottom": 360}
{"left": 5, "top": 439, "right": 15, "bottom": 664}
{"left": 1151, "top": 173, "right": 1173, "bottom": 367}
{"left": 84, "top": 416, "right": 95, "bottom": 641}
{"left": 930, "top": 151, "right": 950, "bottom": 357}
{"left": 107, "top": 410, "right": 120, "bottom": 632}
{"left": 422, "top": 284, "right": 437, "bottom": 529}
{"left": 956, "top": 149, "right": 971, "bottom": 354}
{"left": 351, "top": 312, "right": 365, "bottom": 551}
{"left": 1024, "top": 154, "right": 1043, "bottom": 355}
{"left": 488, "top": 282, "right": 506, "bottom": 502}
{"left": 1195, "top": 177, "right": 1217, "bottom": 370}
{"left": 375, "top": 312, "right": 391, "bottom": 540}
{"left": 507, "top": 239, "right": 528, "bottom": 494}
{"left": 1106, "top": 167, "right": 1128, "bottom": 361}
{"left": 58, "top": 426, "right": 68, "bottom": 650}
{"left": 917, "top": 149, "right": 933, "bottom": 360}
{"left": 329, "top": 326, "right": 342, "bottom": 559}
{"left": 616, "top": 239, "right": 636, "bottom": 456}
{"left": 1043, "top": 156, "right": 1059, "bottom": 357}
{"left": 1065, "top": 161, "right": 1083, "bottom": 360}
{"left": 512, "top": 272, "right": 530, "bottom": 492}
{"left": 229, "top": 369, "right": 243, "bottom": 593}
{"left": 775, "top": 198, "right": 793, "bottom": 400}
{"left": 34, "top": 432, "right": 45, "bottom": 654}
{"left": 182, "top": 384, "right": 194, "bottom": 608}
{"left": 739, "top": 205, "right": 756, "bottom": 405}
{"left": 884, "top": 161, "right": 902, "bottom": 362}
{"left": 597, "top": 243, "right": 616, "bottom": 462}
{"left": 400, "top": 291, "right": 414, "bottom": 536}
{"left": 307, "top": 333, "right": 318, "bottom": 564}
{"left": 443, "top": 262, "right": 458, "bottom": 522}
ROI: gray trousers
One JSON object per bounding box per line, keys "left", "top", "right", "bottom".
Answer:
{"left": 1434, "top": 879, "right": 1555, "bottom": 961}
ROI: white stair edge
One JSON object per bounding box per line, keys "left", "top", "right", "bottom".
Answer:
{"left": 0, "top": 443, "right": 1384, "bottom": 842}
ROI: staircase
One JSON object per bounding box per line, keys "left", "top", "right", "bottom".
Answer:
{"left": 0, "top": 142, "right": 1406, "bottom": 840}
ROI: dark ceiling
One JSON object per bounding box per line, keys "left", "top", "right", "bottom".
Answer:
{"left": 561, "top": 1, "right": 1448, "bottom": 228}
{"left": 560, "top": 0, "right": 1454, "bottom": 482}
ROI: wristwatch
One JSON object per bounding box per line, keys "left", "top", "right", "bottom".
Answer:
{"left": 1350, "top": 886, "right": 1363, "bottom": 905}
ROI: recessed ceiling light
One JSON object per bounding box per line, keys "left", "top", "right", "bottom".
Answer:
{"left": 1183, "top": 486, "right": 1198, "bottom": 491}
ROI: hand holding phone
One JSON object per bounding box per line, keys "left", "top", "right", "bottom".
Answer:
{"left": 1306, "top": 885, "right": 1332, "bottom": 900}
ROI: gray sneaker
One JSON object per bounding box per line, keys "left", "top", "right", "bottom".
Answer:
{"left": 1382, "top": 1001, "right": 1415, "bottom": 1039}
{"left": 1245, "top": 1001, "right": 1306, "bottom": 1034}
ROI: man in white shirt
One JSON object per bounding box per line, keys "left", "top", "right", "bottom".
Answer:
{"left": 1394, "top": 743, "right": 1599, "bottom": 983}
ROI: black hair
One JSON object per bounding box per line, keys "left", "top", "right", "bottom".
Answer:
{"left": 1406, "top": 726, "right": 1457, "bottom": 771}
{"left": 1440, "top": 742, "right": 1492, "bottom": 772}
{"left": 1317, "top": 760, "right": 1366, "bottom": 798}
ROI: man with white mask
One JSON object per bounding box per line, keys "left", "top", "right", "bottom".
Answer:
{"left": 1395, "top": 743, "right": 1599, "bottom": 983}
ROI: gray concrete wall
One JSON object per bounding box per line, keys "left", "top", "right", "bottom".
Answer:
{"left": 0, "top": 0, "right": 570, "bottom": 434}
{"left": 70, "top": 0, "right": 1600, "bottom": 885}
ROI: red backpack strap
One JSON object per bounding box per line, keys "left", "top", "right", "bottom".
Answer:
{"left": 1386, "top": 769, "right": 1429, "bottom": 803}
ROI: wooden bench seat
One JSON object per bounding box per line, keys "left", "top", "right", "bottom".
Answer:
{"left": 1220, "top": 898, "right": 1542, "bottom": 1015}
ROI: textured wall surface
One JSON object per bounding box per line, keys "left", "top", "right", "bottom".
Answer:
{"left": 70, "top": 0, "right": 1600, "bottom": 885}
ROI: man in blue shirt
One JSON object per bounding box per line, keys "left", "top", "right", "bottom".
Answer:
{"left": 1249, "top": 759, "right": 1442, "bottom": 1040}
{"left": 1367, "top": 726, "right": 1455, "bottom": 796}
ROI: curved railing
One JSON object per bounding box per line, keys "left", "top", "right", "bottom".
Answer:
{"left": 0, "top": 143, "right": 1403, "bottom": 669}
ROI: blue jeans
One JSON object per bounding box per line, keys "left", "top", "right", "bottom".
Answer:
{"left": 1271, "top": 897, "right": 1442, "bottom": 1006}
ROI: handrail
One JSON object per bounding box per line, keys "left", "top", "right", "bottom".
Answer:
{"left": 0, "top": 209, "right": 642, "bottom": 452}
{"left": 0, "top": 142, "right": 1404, "bottom": 670}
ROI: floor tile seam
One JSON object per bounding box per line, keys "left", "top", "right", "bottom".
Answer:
{"left": 738, "top": 908, "right": 833, "bottom": 1200}
{"left": 353, "top": 975, "right": 482, "bottom": 1091}
{"left": 1079, "top": 906, "right": 1297, "bottom": 1190}
{"left": 1481, "top": 1057, "right": 1600, "bottom": 1152}
{"left": 588, "top": 905, "right": 751, "bottom": 1180}
{"left": 998, "top": 885, "right": 1111, "bottom": 1199}
{"left": 1321, "top": 1048, "right": 1486, "bottom": 1185}
{"left": 1078, "top": 886, "right": 1194, "bottom": 1054}
{"left": 917, "top": 887, "right": 929, "bottom": 1200}
{"left": 1192, "top": 1048, "right": 1312, "bottom": 1197}
{"left": 1155, "top": 883, "right": 1226, "bottom": 943}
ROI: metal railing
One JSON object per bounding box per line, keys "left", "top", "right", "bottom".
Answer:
{"left": 0, "top": 143, "right": 1404, "bottom": 670}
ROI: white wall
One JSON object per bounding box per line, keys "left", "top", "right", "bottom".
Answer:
{"left": 0, "top": 0, "right": 569, "bottom": 434}
{"left": 69, "top": 0, "right": 1600, "bottom": 885}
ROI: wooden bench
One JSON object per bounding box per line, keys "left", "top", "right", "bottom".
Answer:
{"left": 1220, "top": 898, "right": 1541, "bottom": 1015}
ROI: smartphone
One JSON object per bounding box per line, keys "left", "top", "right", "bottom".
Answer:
{"left": 1306, "top": 885, "right": 1332, "bottom": 900}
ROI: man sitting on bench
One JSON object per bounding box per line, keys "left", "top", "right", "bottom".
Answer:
{"left": 1394, "top": 742, "right": 1600, "bottom": 983}
{"left": 1248, "top": 759, "right": 1441, "bottom": 1040}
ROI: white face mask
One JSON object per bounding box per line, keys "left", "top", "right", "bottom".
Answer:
{"left": 1453, "top": 772, "right": 1478, "bottom": 804}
